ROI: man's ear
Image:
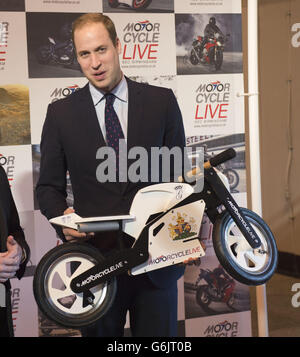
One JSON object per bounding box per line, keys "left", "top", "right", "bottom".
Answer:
{"left": 116, "top": 37, "right": 122, "bottom": 54}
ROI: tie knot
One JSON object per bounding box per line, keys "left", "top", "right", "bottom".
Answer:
{"left": 105, "top": 93, "right": 115, "bottom": 106}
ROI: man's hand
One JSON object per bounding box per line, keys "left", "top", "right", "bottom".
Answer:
{"left": 62, "top": 208, "right": 94, "bottom": 241}
{"left": 0, "top": 236, "right": 23, "bottom": 283}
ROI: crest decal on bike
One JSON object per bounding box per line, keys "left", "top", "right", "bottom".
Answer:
{"left": 168, "top": 212, "right": 197, "bottom": 240}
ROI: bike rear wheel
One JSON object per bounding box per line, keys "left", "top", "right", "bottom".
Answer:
{"left": 212, "top": 208, "right": 278, "bottom": 285}
{"left": 33, "top": 242, "right": 117, "bottom": 328}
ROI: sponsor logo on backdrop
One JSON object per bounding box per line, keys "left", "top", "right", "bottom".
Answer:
{"left": 291, "top": 23, "right": 300, "bottom": 48}
{"left": 204, "top": 319, "right": 238, "bottom": 337}
{"left": 0, "top": 22, "right": 9, "bottom": 70}
{"left": 186, "top": 135, "right": 214, "bottom": 146}
{"left": 11, "top": 288, "right": 21, "bottom": 332}
{"left": 194, "top": 80, "right": 230, "bottom": 129}
{"left": 122, "top": 20, "right": 160, "bottom": 69}
{"left": 292, "top": 283, "right": 300, "bottom": 307}
{"left": 50, "top": 84, "right": 80, "bottom": 103}
{"left": 0, "top": 153, "right": 15, "bottom": 184}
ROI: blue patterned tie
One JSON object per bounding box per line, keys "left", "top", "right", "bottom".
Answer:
{"left": 104, "top": 93, "right": 124, "bottom": 178}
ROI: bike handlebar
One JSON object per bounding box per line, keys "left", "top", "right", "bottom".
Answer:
{"left": 205, "top": 148, "right": 236, "bottom": 169}
{"left": 178, "top": 148, "right": 236, "bottom": 182}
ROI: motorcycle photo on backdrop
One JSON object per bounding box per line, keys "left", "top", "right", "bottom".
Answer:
{"left": 187, "top": 33, "right": 230, "bottom": 71}
{"left": 33, "top": 148, "right": 278, "bottom": 328}
{"left": 108, "top": 0, "right": 152, "bottom": 10}
{"left": 36, "top": 23, "right": 77, "bottom": 67}
{"left": 195, "top": 267, "right": 236, "bottom": 312}
{"left": 36, "top": 37, "right": 75, "bottom": 66}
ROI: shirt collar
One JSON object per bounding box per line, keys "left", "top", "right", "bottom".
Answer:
{"left": 89, "top": 75, "right": 128, "bottom": 106}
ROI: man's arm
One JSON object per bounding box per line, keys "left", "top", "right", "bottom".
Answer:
{"left": 35, "top": 103, "right": 69, "bottom": 240}
{"left": 35, "top": 103, "right": 91, "bottom": 242}
{"left": 7, "top": 196, "right": 30, "bottom": 278}
{"left": 211, "top": 24, "right": 225, "bottom": 37}
{"left": 163, "top": 89, "right": 189, "bottom": 181}
{"left": 0, "top": 167, "right": 30, "bottom": 279}
{"left": 164, "top": 89, "right": 186, "bottom": 148}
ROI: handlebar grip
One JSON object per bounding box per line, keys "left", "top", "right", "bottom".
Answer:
{"left": 178, "top": 166, "right": 201, "bottom": 183}
{"left": 178, "top": 148, "right": 236, "bottom": 181}
{"left": 207, "top": 148, "right": 236, "bottom": 167}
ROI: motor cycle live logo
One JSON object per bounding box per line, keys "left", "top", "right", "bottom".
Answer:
{"left": 204, "top": 320, "right": 239, "bottom": 337}
{"left": 50, "top": 85, "right": 80, "bottom": 103}
{"left": 0, "top": 154, "right": 15, "bottom": 185}
{"left": 0, "top": 22, "right": 9, "bottom": 68}
{"left": 194, "top": 81, "right": 230, "bottom": 124}
{"left": 122, "top": 21, "right": 160, "bottom": 62}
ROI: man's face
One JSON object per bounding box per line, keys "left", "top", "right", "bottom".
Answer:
{"left": 74, "top": 22, "right": 122, "bottom": 92}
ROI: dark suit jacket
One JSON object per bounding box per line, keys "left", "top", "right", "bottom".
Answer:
{"left": 0, "top": 165, "right": 30, "bottom": 336}
{"left": 36, "top": 77, "right": 185, "bottom": 288}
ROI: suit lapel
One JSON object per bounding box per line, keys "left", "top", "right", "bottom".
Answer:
{"left": 77, "top": 80, "right": 144, "bottom": 151}
{"left": 121, "top": 78, "right": 144, "bottom": 194}
{"left": 75, "top": 83, "right": 106, "bottom": 148}
{"left": 74, "top": 83, "right": 121, "bottom": 195}
{"left": 126, "top": 77, "right": 143, "bottom": 151}
{"left": 75, "top": 80, "right": 144, "bottom": 197}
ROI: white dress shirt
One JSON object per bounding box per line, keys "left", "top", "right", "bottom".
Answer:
{"left": 89, "top": 76, "right": 129, "bottom": 142}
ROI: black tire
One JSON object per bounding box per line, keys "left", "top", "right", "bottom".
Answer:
{"left": 208, "top": 48, "right": 215, "bottom": 65}
{"left": 36, "top": 45, "right": 52, "bottom": 64}
{"left": 108, "top": 0, "right": 119, "bottom": 8}
{"left": 226, "top": 293, "right": 235, "bottom": 310}
{"left": 33, "top": 242, "right": 117, "bottom": 328}
{"left": 215, "top": 49, "right": 223, "bottom": 70}
{"left": 212, "top": 208, "right": 278, "bottom": 285}
{"left": 196, "top": 285, "right": 211, "bottom": 311}
{"left": 224, "top": 168, "right": 239, "bottom": 190}
{"left": 190, "top": 50, "right": 199, "bottom": 65}
{"left": 132, "top": 0, "right": 152, "bottom": 10}
{"left": 57, "top": 50, "right": 74, "bottom": 66}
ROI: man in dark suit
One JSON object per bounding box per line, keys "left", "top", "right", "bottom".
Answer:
{"left": 36, "top": 13, "right": 186, "bottom": 337}
{"left": 0, "top": 165, "right": 30, "bottom": 337}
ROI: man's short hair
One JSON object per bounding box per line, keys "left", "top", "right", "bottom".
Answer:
{"left": 72, "top": 13, "right": 118, "bottom": 47}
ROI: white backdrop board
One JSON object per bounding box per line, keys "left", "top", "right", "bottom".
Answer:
{"left": 0, "top": 0, "right": 251, "bottom": 337}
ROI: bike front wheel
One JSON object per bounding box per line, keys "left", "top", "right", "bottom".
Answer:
{"left": 215, "top": 49, "right": 223, "bottom": 70}
{"left": 33, "top": 242, "right": 117, "bottom": 328}
{"left": 212, "top": 208, "right": 278, "bottom": 285}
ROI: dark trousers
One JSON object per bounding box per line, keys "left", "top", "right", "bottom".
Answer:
{"left": 0, "top": 291, "right": 14, "bottom": 337}
{"left": 80, "top": 272, "right": 178, "bottom": 337}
